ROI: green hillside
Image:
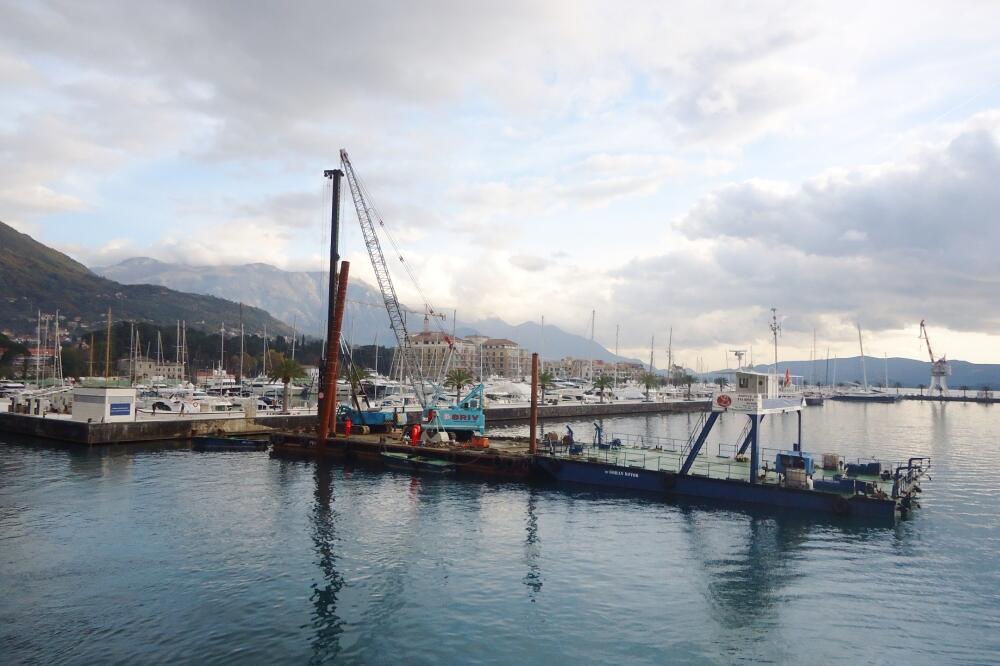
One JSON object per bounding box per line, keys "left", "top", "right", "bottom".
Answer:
{"left": 0, "top": 221, "right": 293, "bottom": 336}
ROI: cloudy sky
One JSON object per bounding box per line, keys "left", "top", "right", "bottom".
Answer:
{"left": 3, "top": 1, "right": 1000, "bottom": 365}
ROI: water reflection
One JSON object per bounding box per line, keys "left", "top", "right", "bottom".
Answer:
{"left": 523, "top": 489, "right": 542, "bottom": 601}
{"left": 679, "top": 507, "right": 812, "bottom": 627}
{"left": 309, "top": 461, "right": 344, "bottom": 663}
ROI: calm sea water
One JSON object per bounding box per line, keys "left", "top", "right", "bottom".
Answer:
{"left": 2, "top": 401, "right": 999, "bottom": 664}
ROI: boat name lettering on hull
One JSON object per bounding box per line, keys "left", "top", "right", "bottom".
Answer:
{"left": 605, "top": 469, "right": 640, "bottom": 479}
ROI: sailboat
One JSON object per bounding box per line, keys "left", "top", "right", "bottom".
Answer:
{"left": 830, "top": 323, "right": 900, "bottom": 403}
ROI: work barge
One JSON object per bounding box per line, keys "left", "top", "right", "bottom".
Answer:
{"left": 272, "top": 369, "right": 930, "bottom": 526}
{"left": 273, "top": 156, "right": 928, "bottom": 526}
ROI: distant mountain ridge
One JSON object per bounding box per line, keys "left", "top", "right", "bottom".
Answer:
{"left": 94, "top": 257, "right": 640, "bottom": 363}
{"left": 0, "top": 222, "right": 292, "bottom": 336}
{"left": 704, "top": 356, "right": 1000, "bottom": 389}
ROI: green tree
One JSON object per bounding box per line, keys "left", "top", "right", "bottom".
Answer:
{"left": 641, "top": 372, "right": 660, "bottom": 399}
{"left": 714, "top": 376, "right": 727, "bottom": 391}
{"left": 893, "top": 381, "right": 902, "bottom": 394}
{"left": 445, "top": 368, "right": 474, "bottom": 402}
{"left": 960, "top": 385, "right": 969, "bottom": 398}
{"left": 267, "top": 354, "right": 306, "bottom": 413}
{"left": 592, "top": 374, "right": 613, "bottom": 403}
{"left": 918, "top": 383, "right": 926, "bottom": 397}
{"left": 61, "top": 345, "right": 87, "bottom": 379}
{"left": 538, "top": 369, "right": 555, "bottom": 404}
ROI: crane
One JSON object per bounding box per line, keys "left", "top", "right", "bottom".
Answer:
{"left": 919, "top": 320, "right": 951, "bottom": 396}
{"left": 339, "top": 149, "right": 484, "bottom": 438}
{"left": 340, "top": 149, "right": 430, "bottom": 407}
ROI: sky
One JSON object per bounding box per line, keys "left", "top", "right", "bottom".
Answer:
{"left": 2, "top": 1, "right": 1000, "bottom": 366}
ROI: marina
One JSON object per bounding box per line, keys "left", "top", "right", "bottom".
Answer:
{"left": 1, "top": 398, "right": 993, "bottom": 664}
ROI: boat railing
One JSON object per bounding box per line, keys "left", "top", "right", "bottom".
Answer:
{"left": 559, "top": 444, "right": 758, "bottom": 483}
{"left": 605, "top": 432, "right": 688, "bottom": 452}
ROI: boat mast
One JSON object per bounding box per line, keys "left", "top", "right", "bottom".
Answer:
{"left": 614, "top": 323, "right": 619, "bottom": 389}
{"left": 770, "top": 307, "right": 781, "bottom": 376}
{"left": 857, "top": 323, "right": 868, "bottom": 391}
{"left": 540, "top": 315, "right": 545, "bottom": 373}
{"left": 648, "top": 335, "right": 655, "bottom": 375}
{"left": 589, "top": 309, "right": 595, "bottom": 382}
{"left": 667, "top": 327, "right": 673, "bottom": 383}
{"left": 35, "top": 310, "right": 41, "bottom": 387}
{"left": 239, "top": 304, "right": 245, "bottom": 385}
{"left": 181, "top": 320, "right": 187, "bottom": 383}
{"left": 53, "top": 310, "right": 62, "bottom": 385}
{"left": 104, "top": 308, "right": 112, "bottom": 378}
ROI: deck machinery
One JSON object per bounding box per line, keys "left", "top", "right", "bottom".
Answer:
{"left": 534, "top": 369, "right": 929, "bottom": 524}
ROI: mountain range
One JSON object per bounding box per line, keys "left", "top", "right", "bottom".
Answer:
{"left": 94, "top": 257, "right": 639, "bottom": 363}
{"left": 706, "top": 356, "right": 1000, "bottom": 390}
{"left": 0, "top": 221, "right": 292, "bottom": 336}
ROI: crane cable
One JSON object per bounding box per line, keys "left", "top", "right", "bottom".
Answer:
{"left": 351, "top": 166, "right": 451, "bottom": 338}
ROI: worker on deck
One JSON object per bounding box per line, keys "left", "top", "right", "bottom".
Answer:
{"left": 344, "top": 416, "right": 353, "bottom": 438}
{"left": 411, "top": 423, "right": 421, "bottom": 445}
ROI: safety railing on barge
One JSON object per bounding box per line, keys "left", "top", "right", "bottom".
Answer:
{"left": 544, "top": 441, "right": 763, "bottom": 484}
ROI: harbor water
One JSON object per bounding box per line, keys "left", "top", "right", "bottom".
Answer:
{"left": 2, "top": 400, "right": 999, "bottom": 664}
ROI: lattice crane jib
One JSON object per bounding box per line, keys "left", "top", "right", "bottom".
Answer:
{"left": 339, "top": 149, "right": 428, "bottom": 407}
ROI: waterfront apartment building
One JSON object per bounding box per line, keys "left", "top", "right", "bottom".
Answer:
{"left": 410, "top": 332, "right": 477, "bottom": 380}
{"left": 410, "top": 332, "right": 534, "bottom": 379}
{"left": 546, "top": 357, "right": 648, "bottom": 382}
{"left": 117, "top": 357, "right": 185, "bottom": 383}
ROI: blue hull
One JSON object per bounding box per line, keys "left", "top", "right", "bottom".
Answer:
{"left": 533, "top": 456, "right": 897, "bottom": 524}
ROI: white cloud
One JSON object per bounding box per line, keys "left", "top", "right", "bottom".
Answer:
{"left": 4, "top": 1, "right": 1000, "bottom": 362}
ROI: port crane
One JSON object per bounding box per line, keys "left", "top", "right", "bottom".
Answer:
{"left": 918, "top": 320, "right": 950, "bottom": 396}
{"left": 339, "top": 149, "right": 484, "bottom": 437}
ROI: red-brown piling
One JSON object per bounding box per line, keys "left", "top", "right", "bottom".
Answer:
{"left": 529, "top": 352, "right": 539, "bottom": 454}
{"left": 318, "top": 261, "right": 350, "bottom": 446}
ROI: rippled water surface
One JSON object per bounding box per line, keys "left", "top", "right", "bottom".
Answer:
{"left": 2, "top": 401, "right": 999, "bottom": 664}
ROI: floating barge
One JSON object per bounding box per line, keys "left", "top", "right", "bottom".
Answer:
{"left": 272, "top": 373, "right": 929, "bottom": 525}
{"left": 270, "top": 431, "right": 533, "bottom": 479}
{"left": 535, "top": 370, "right": 927, "bottom": 525}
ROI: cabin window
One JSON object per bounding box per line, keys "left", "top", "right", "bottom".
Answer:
{"left": 738, "top": 377, "right": 749, "bottom": 389}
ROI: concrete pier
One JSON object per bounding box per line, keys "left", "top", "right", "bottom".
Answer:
{"left": 1, "top": 399, "right": 711, "bottom": 445}
{"left": 0, "top": 412, "right": 315, "bottom": 445}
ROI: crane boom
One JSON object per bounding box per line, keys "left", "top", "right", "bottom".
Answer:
{"left": 918, "top": 319, "right": 935, "bottom": 363}
{"left": 339, "top": 149, "right": 428, "bottom": 407}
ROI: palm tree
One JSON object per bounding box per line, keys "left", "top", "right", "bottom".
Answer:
{"left": 893, "top": 381, "right": 902, "bottom": 394}
{"left": 592, "top": 374, "right": 613, "bottom": 403}
{"left": 268, "top": 355, "right": 306, "bottom": 414}
{"left": 714, "top": 376, "right": 727, "bottom": 391}
{"left": 641, "top": 372, "right": 659, "bottom": 400}
{"left": 960, "top": 385, "right": 969, "bottom": 398}
{"left": 918, "top": 383, "right": 926, "bottom": 397}
{"left": 680, "top": 373, "right": 696, "bottom": 399}
{"left": 538, "top": 369, "right": 555, "bottom": 404}
{"left": 445, "top": 368, "right": 474, "bottom": 402}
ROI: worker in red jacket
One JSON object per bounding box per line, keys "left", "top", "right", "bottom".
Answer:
{"left": 344, "top": 416, "right": 353, "bottom": 437}
{"left": 411, "top": 423, "right": 421, "bottom": 445}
